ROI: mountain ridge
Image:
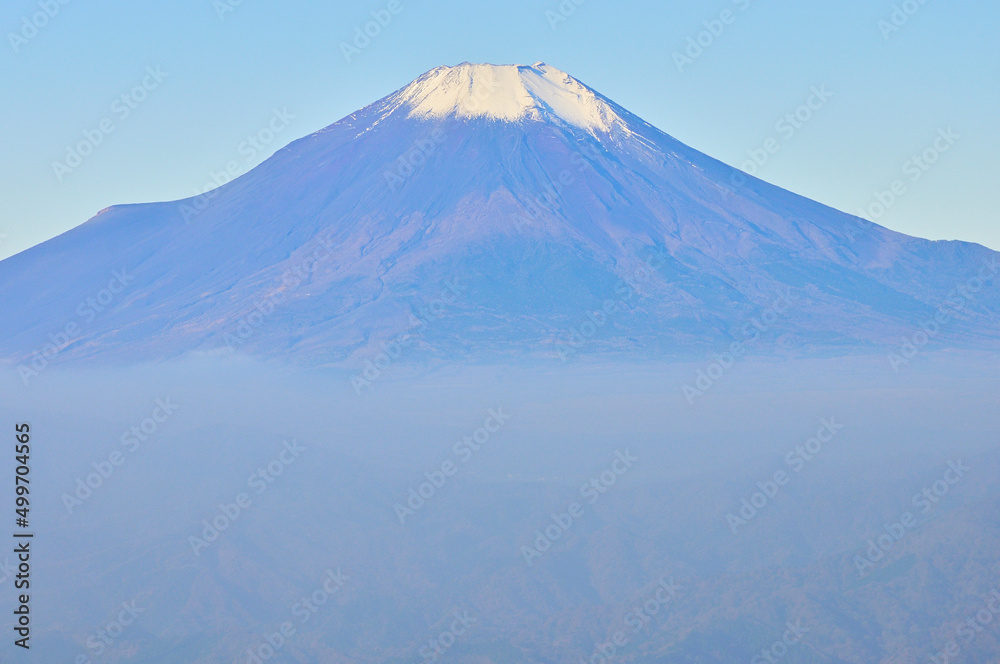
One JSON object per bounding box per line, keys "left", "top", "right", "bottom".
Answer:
{"left": 1, "top": 62, "right": 997, "bottom": 367}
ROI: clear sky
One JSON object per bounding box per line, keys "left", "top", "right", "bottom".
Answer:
{"left": 1, "top": 0, "right": 997, "bottom": 261}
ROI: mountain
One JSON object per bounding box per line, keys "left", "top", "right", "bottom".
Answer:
{"left": 7, "top": 63, "right": 1000, "bottom": 664}
{"left": 1, "top": 62, "right": 997, "bottom": 367}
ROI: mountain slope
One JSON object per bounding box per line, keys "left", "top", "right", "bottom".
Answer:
{"left": 1, "top": 62, "right": 997, "bottom": 365}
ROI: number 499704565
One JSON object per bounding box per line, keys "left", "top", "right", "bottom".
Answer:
{"left": 15, "top": 424, "right": 30, "bottom": 516}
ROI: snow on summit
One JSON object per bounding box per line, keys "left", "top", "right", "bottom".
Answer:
{"left": 387, "top": 62, "right": 624, "bottom": 133}
{"left": 3, "top": 58, "right": 999, "bottom": 365}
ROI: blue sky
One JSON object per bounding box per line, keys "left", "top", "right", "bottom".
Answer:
{"left": 1, "top": 0, "right": 997, "bottom": 260}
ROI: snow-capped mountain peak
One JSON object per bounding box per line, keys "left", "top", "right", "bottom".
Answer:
{"left": 386, "top": 62, "right": 623, "bottom": 133}
{"left": 1, "top": 61, "right": 998, "bottom": 366}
